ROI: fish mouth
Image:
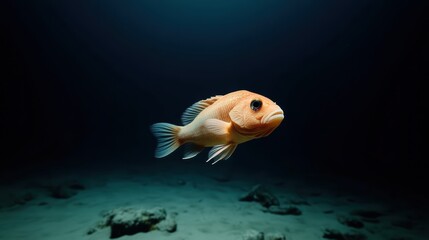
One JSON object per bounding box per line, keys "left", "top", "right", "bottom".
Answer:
{"left": 262, "top": 109, "right": 284, "bottom": 124}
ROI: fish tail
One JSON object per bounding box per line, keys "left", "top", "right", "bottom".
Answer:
{"left": 150, "top": 122, "right": 182, "bottom": 158}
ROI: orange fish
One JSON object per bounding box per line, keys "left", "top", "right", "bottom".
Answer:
{"left": 150, "top": 90, "right": 284, "bottom": 164}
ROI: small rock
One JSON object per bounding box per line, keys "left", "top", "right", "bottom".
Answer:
{"left": 337, "top": 216, "right": 364, "bottom": 229}
{"left": 38, "top": 202, "right": 48, "bottom": 206}
{"left": 266, "top": 232, "right": 286, "bottom": 240}
{"left": 0, "top": 192, "right": 34, "bottom": 207}
{"left": 87, "top": 227, "right": 97, "bottom": 235}
{"left": 350, "top": 210, "right": 383, "bottom": 224}
{"left": 50, "top": 186, "right": 77, "bottom": 199}
{"left": 351, "top": 210, "right": 382, "bottom": 219}
{"left": 323, "top": 229, "right": 367, "bottom": 240}
{"left": 324, "top": 210, "right": 334, "bottom": 214}
{"left": 289, "top": 199, "right": 310, "bottom": 206}
{"left": 242, "top": 229, "right": 264, "bottom": 240}
{"left": 323, "top": 229, "right": 344, "bottom": 240}
{"left": 239, "top": 184, "right": 280, "bottom": 208}
{"left": 13, "top": 192, "right": 35, "bottom": 205}
{"left": 92, "top": 207, "right": 176, "bottom": 239}
{"left": 263, "top": 206, "right": 302, "bottom": 216}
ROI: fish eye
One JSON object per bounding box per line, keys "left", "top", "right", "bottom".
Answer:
{"left": 250, "top": 99, "right": 262, "bottom": 111}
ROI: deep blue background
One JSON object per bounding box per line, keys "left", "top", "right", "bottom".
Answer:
{"left": 1, "top": 1, "right": 427, "bottom": 194}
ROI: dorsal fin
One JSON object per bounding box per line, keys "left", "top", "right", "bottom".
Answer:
{"left": 181, "top": 95, "right": 222, "bottom": 125}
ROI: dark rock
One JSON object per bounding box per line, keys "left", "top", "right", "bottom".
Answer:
{"left": 350, "top": 210, "right": 382, "bottom": 224}
{"left": 337, "top": 216, "right": 364, "bottom": 229}
{"left": 323, "top": 229, "right": 367, "bottom": 240}
{"left": 13, "top": 192, "right": 35, "bottom": 205}
{"left": 89, "top": 207, "right": 177, "bottom": 239}
{"left": 323, "top": 229, "right": 344, "bottom": 239}
{"left": 0, "top": 192, "right": 36, "bottom": 208}
{"left": 351, "top": 210, "right": 382, "bottom": 219}
{"left": 38, "top": 202, "right": 48, "bottom": 206}
{"left": 239, "top": 184, "right": 280, "bottom": 208}
{"left": 242, "top": 229, "right": 264, "bottom": 240}
{"left": 263, "top": 206, "right": 302, "bottom": 215}
{"left": 50, "top": 186, "right": 77, "bottom": 199}
{"left": 324, "top": 210, "right": 335, "bottom": 214}
{"left": 86, "top": 227, "right": 97, "bottom": 235}
{"left": 289, "top": 199, "right": 310, "bottom": 206}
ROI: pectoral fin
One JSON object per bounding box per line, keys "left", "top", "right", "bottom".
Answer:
{"left": 204, "top": 119, "right": 231, "bottom": 136}
{"left": 229, "top": 108, "right": 245, "bottom": 128}
{"left": 207, "top": 144, "right": 238, "bottom": 165}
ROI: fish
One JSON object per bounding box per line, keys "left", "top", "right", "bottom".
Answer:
{"left": 150, "top": 90, "right": 284, "bottom": 164}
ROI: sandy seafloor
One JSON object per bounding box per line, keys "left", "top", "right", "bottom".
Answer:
{"left": 0, "top": 160, "right": 427, "bottom": 240}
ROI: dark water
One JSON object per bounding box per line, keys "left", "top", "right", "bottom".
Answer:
{"left": 1, "top": 1, "right": 427, "bottom": 239}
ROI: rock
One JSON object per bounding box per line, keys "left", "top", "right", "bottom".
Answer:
{"left": 109, "top": 208, "right": 166, "bottom": 238}
{"left": 351, "top": 210, "right": 382, "bottom": 223}
{"left": 323, "top": 229, "right": 342, "bottom": 239}
{"left": 265, "top": 232, "right": 286, "bottom": 240}
{"left": 337, "top": 216, "right": 364, "bottom": 229}
{"left": 350, "top": 210, "right": 383, "bottom": 224}
{"left": 350, "top": 210, "right": 382, "bottom": 219}
{"left": 0, "top": 192, "right": 36, "bottom": 208}
{"left": 44, "top": 181, "right": 85, "bottom": 200}
{"left": 288, "top": 199, "right": 310, "bottom": 206}
{"left": 242, "top": 229, "right": 264, "bottom": 240}
{"left": 13, "top": 192, "right": 35, "bottom": 205}
{"left": 323, "top": 229, "right": 367, "bottom": 240}
{"left": 88, "top": 207, "right": 177, "bottom": 239}
{"left": 156, "top": 213, "right": 177, "bottom": 232}
{"left": 50, "top": 185, "right": 77, "bottom": 199}
{"left": 263, "top": 206, "right": 302, "bottom": 216}
{"left": 323, "top": 229, "right": 345, "bottom": 239}
{"left": 86, "top": 227, "right": 97, "bottom": 235}
{"left": 239, "top": 184, "right": 280, "bottom": 208}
